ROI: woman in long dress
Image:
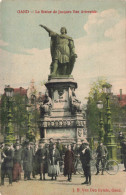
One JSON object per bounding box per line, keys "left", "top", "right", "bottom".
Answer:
{"left": 48, "top": 143, "right": 60, "bottom": 180}
{"left": 64, "top": 144, "right": 75, "bottom": 182}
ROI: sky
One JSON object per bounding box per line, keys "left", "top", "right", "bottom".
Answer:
{"left": 0, "top": 0, "right": 126, "bottom": 103}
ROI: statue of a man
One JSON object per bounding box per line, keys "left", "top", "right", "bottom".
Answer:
{"left": 70, "top": 90, "right": 82, "bottom": 113}
{"left": 39, "top": 25, "right": 77, "bottom": 76}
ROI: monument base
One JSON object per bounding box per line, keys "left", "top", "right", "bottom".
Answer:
{"left": 39, "top": 77, "right": 87, "bottom": 143}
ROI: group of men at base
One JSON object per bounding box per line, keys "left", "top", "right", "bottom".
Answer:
{"left": 0, "top": 136, "right": 126, "bottom": 186}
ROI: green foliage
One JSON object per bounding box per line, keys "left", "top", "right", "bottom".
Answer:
{"left": 88, "top": 78, "right": 107, "bottom": 100}
{"left": 0, "top": 94, "right": 28, "bottom": 137}
{"left": 0, "top": 92, "right": 40, "bottom": 140}
{"left": 12, "top": 94, "right": 28, "bottom": 136}
{"left": 85, "top": 78, "right": 126, "bottom": 137}
{"left": 86, "top": 79, "right": 107, "bottom": 136}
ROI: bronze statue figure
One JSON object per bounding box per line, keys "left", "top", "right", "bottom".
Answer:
{"left": 40, "top": 93, "right": 52, "bottom": 116}
{"left": 39, "top": 25, "right": 77, "bottom": 76}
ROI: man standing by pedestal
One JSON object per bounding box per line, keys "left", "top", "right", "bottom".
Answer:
{"left": 118, "top": 131, "right": 125, "bottom": 163}
{"left": 36, "top": 140, "right": 48, "bottom": 180}
{"left": 22, "top": 142, "right": 33, "bottom": 180}
{"left": 12, "top": 143, "right": 22, "bottom": 182}
{"left": 1, "top": 143, "right": 14, "bottom": 186}
{"left": 49, "top": 138, "right": 54, "bottom": 152}
{"left": 122, "top": 139, "right": 126, "bottom": 171}
{"left": 80, "top": 141, "right": 92, "bottom": 185}
{"left": 79, "top": 139, "right": 88, "bottom": 170}
{"left": 95, "top": 141, "right": 108, "bottom": 175}
{"left": 56, "top": 139, "right": 63, "bottom": 159}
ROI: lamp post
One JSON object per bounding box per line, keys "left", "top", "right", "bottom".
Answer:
{"left": 97, "top": 100, "right": 105, "bottom": 143}
{"left": 4, "top": 85, "right": 15, "bottom": 144}
{"left": 26, "top": 104, "right": 31, "bottom": 140}
{"left": 26, "top": 104, "right": 35, "bottom": 142}
{"left": 102, "top": 83, "right": 117, "bottom": 160}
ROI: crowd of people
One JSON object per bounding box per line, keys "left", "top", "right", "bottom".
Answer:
{"left": 0, "top": 135, "right": 126, "bottom": 187}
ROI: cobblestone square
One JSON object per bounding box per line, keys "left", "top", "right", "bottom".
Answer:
{"left": 0, "top": 165, "right": 126, "bottom": 195}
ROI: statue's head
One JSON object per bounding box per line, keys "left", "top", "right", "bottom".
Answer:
{"left": 60, "top": 27, "right": 67, "bottom": 34}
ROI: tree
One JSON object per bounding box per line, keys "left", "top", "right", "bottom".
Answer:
{"left": 0, "top": 93, "right": 28, "bottom": 140}
{"left": 85, "top": 78, "right": 126, "bottom": 137}
{"left": 86, "top": 78, "right": 107, "bottom": 137}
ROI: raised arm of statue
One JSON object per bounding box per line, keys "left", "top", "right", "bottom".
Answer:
{"left": 39, "top": 24, "right": 57, "bottom": 38}
{"left": 39, "top": 24, "right": 53, "bottom": 34}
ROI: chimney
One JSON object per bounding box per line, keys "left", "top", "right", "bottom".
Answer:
{"left": 120, "top": 89, "right": 122, "bottom": 101}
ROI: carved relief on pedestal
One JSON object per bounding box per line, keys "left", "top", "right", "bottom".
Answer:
{"left": 51, "top": 121, "right": 55, "bottom": 127}
{"left": 47, "top": 121, "right": 51, "bottom": 127}
{"left": 58, "top": 88, "right": 64, "bottom": 97}
{"left": 66, "top": 120, "right": 70, "bottom": 126}
{"left": 59, "top": 120, "right": 63, "bottom": 127}
{"left": 39, "top": 119, "right": 85, "bottom": 129}
{"left": 83, "top": 128, "right": 87, "bottom": 136}
{"left": 52, "top": 87, "right": 69, "bottom": 110}
{"left": 77, "top": 128, "right": 83, "bottom": 138}
{"left": 55, "top": 121, "right": 59, "bottom": 127}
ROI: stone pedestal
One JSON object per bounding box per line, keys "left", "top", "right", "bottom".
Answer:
{"left": 38, "top": 76, "right": 87, "bottom": 143}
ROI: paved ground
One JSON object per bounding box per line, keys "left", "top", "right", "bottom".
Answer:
{"left": 0, "top": 165, "right": 126, "bottom": 195}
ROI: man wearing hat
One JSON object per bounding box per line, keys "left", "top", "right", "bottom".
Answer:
{"left": 80, "top": 141, "right": 92, "bottom": 185}
{"left": 30, "top": 142, "right": 37, "bottom": 179}
{"left": 118, "top": 131, "right": 125, "bottom": 162}
{"left": 12, "top": 143, "right": 22, "bottom": 182}
{"left": 22, "top": 141, "right": 33, "bottom": 180}
{"left": 49, "top": 138, "right": 54, "bottom": 152}
{"left": 79, "top": 139, "right": 88, "bottom": 163}
{"left": 56, "top": 139, "right": 64, "bottom": 172}
{"left": 56, "top": 139, "right": 63, "bottom": 159}
{"left": 95, "top": 141, "right": 108, "bottom": 175}
{"left": 1, "top": 143, "right": 14, "bottom": 186}
{"left": 72, "top": 142, "right": 78, "bottom": 156}
{"left": 36, "top": 140, "right": 48, "bottom": 180}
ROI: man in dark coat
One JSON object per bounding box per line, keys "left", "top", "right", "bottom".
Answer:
{"left": 96, "top": 142, "right": 108, "bottom": 175}
{"left": 81, "top": 142, "right": 92, "bottom": 185}
{"left": 30, "top": 142, "right": 37, "bottom": 179}
{"left": 22, "top": 142, "right": 33, "bottom": 180}
{"left": 56, "top": 139, "right": 63, "bottom": 159}
{"left": 48, "top": 143, "right": 60, "bottom": 180}
{"left": 12, "top": 143, "right": 22, "bottom": 182}
{"left": 63, "top": 144, "right": 68, "bottom": 155}
{"left": 49, "top": 138, "right": 54, "bottom": 152}
{"left": 64, "top": 144, "right": 75, "bottom": 182}
{"left": 36, "top": 140, "right": 48, "bottom": 180}
{"left": 122, "top": 139, "right": 126, "bottom": 171}
{"left": 72, "top": 142, "right": 79, "bottom": 156}
{"left": 79, "top": 139, "right": 88, "bottom": 176}
{"left": 1, "top": 143, "right": 14, "bottom": 186}
{"left": 118, "top": 132, "right": 125, "bottom": 162}
{"left": 79, "top": 139, "right": 87, "bottom": 162}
